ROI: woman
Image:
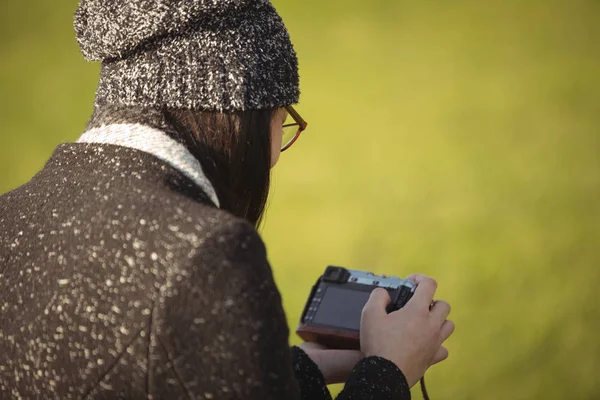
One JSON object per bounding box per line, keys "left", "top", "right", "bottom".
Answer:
{"left": 0, "top": 0, "right": 454, "bottom": 398}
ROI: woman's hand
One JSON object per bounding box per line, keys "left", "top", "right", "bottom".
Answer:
{"left": 360, "top": 274, "right": 455, "bottom": 388}
{"left": 299, "top": 342, "right": 364, "bottom": 385}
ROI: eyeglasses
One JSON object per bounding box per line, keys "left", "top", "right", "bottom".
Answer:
{"left": 282, "top": 105, "right": 308, "bottom": 151}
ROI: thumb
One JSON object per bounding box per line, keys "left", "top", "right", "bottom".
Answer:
{"left": 362, "top": 288, "right": 392, "bottom": 323}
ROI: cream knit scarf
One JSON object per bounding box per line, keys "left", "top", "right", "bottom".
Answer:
{"left": 78, "top": 123, "right": 220, "bottom": 208}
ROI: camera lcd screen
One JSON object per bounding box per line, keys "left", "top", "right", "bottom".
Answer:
{"left": 312, "top": 286, "right": 371, "bottom": 331}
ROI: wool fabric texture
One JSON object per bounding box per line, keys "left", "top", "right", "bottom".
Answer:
{"left": 0, "top": 142, "right": 411, "bottom": 399}
{"left": 74, "top": 0, "right": 300, "bottom": 111}
{"left": 77, "top": 123, "right": 221, "bottom": 207}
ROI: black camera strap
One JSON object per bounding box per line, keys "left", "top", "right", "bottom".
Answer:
{"left": 420, "top": 377, "right": 430, "bottom": 400}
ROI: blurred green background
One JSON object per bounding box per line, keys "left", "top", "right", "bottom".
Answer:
{"left": 1, "top": 0, "right": 599, "bottom": 399}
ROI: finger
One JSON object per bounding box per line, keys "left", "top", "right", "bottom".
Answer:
{"left": 430, "top": 300, "right": 451, "bottom": 322}
{"left": 406, "top": 273, "right": 428, "bottom": 282}
{"left": 431, "top": 346, "right": 449, "bottom": 365}
{"left": 299, "top": 342, "right": 328, "bottom": 351}
{"left": 362, "top": 288, "right": 392, "bottom": 322}
{"left": 439, "top": 319, "right": 455, "bottom": 343}
{"left": 408, "top": 276, "right": 437, "bottom": 309}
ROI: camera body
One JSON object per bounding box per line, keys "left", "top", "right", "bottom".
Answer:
{"left": 296, "top": 266, "right": 416, "bottom": 350}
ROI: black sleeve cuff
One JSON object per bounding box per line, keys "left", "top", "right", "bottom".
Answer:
{"left": 340, "top": 356, "right": 411, "bottom": 400}
{"left": 291, "top": 346, "right": 332, "bottom": 400}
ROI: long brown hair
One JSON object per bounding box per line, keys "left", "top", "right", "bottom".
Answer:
{"left": 164, "top": 108, "right": 274, "bottom": 227}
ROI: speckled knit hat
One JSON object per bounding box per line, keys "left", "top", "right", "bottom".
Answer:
{"left": 74, "top": 0, "right": 299, "bottom": 111}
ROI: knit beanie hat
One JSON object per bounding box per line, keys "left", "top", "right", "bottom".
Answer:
{"left": 74, "top": 0, "right": 299, "bottom": 111}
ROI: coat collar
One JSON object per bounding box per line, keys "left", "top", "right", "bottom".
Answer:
{"left": 78, "top": 123, "right": 220, "bottom": 208}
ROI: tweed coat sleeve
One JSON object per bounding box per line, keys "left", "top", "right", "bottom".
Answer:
{"left": 152, "top": 218, "right": 301, "bottom": 399}
{"left": 291, "top": 346, "right": 412, "bottom": 400}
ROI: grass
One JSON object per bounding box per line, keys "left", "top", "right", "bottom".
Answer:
{"left": 1, "top": 0, "right": 599, "bottom": 398}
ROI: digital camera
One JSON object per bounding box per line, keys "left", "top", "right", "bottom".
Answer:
{"left": 296, "top": 266, "right": 416, "bottom": 350}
